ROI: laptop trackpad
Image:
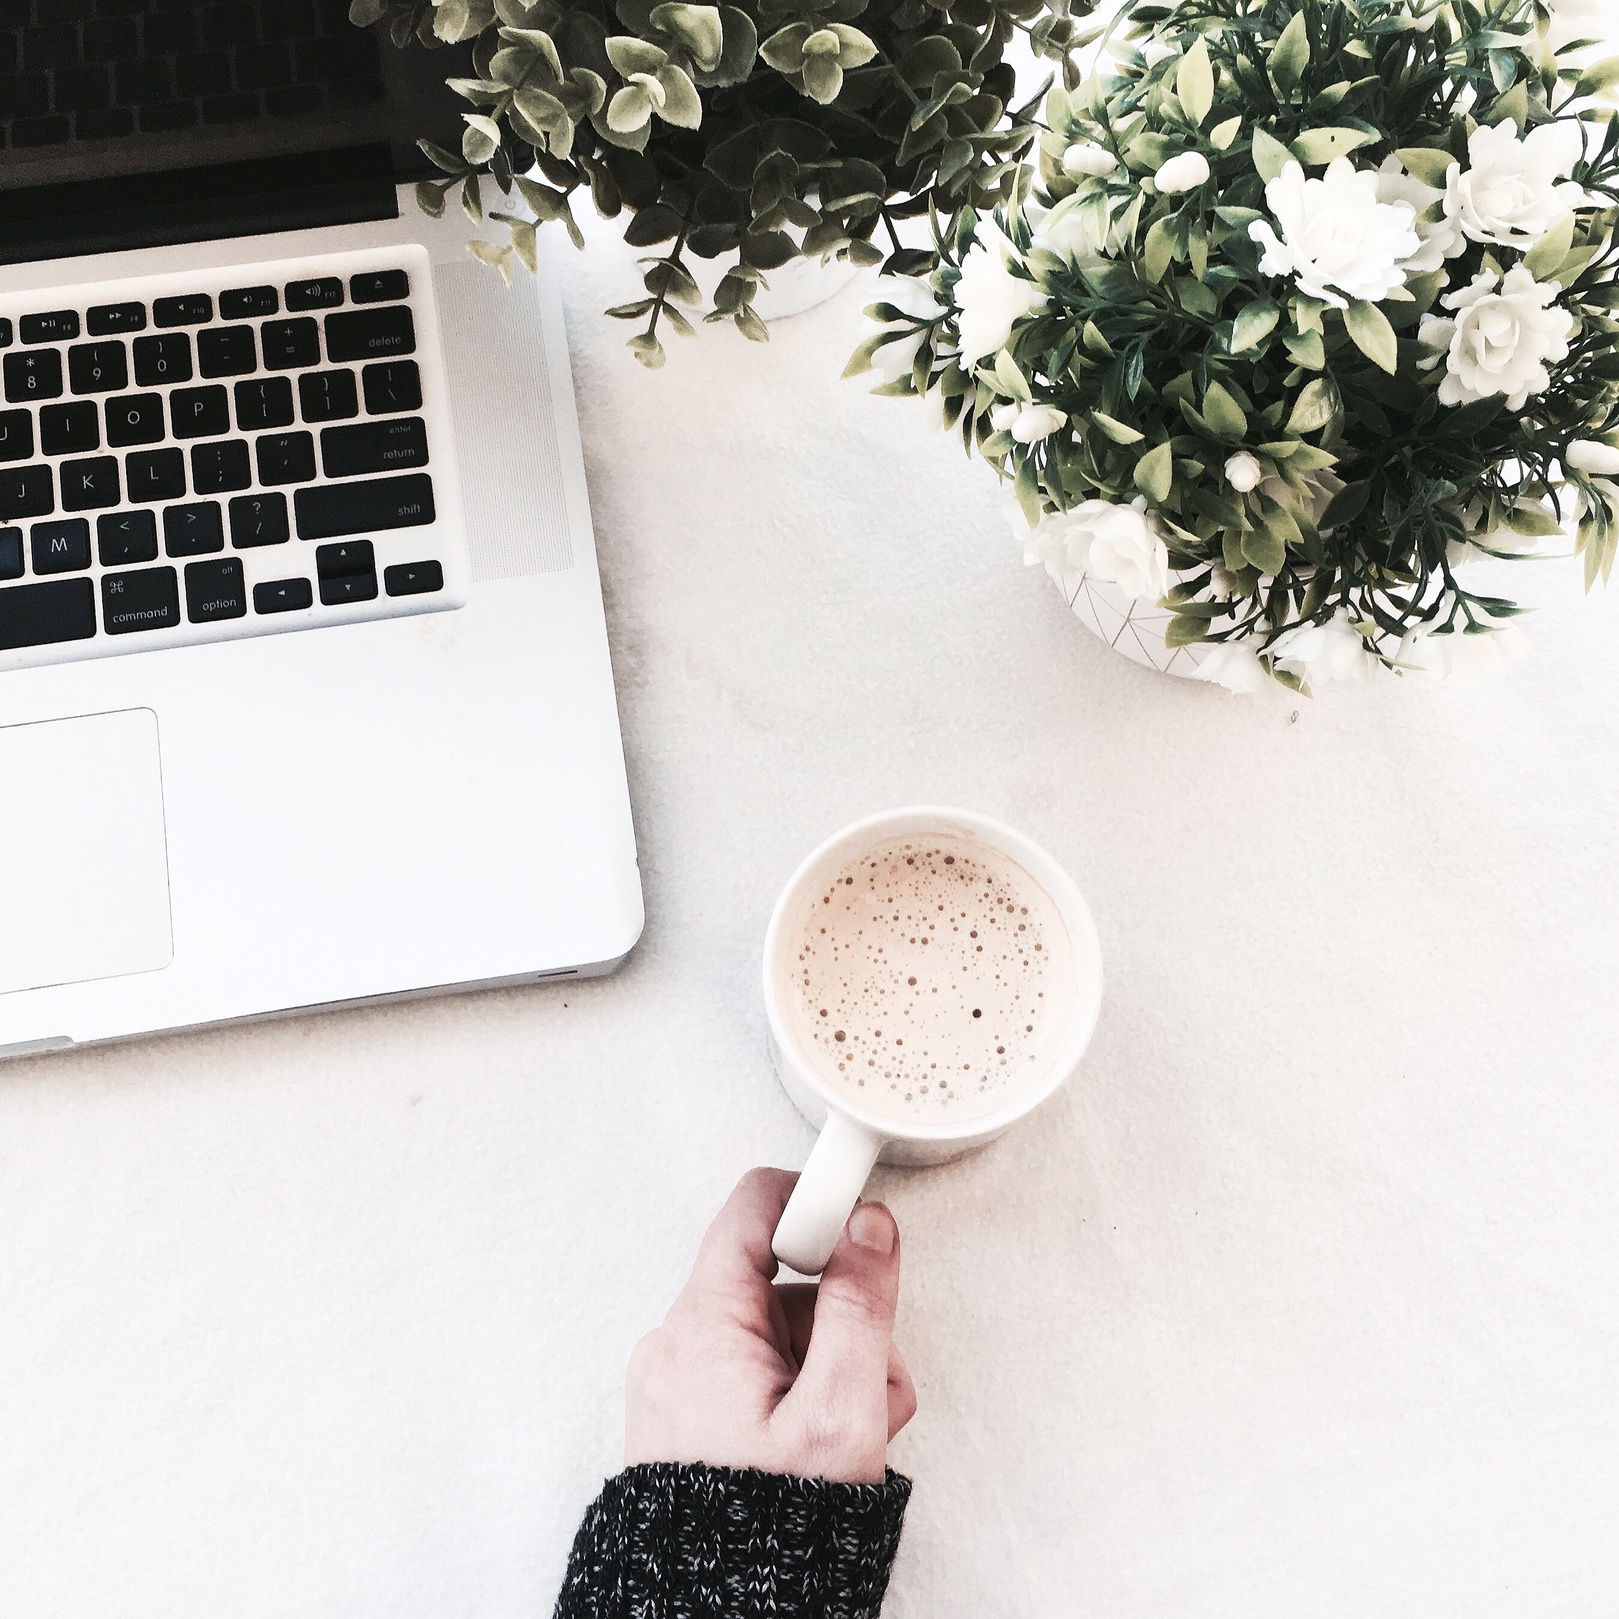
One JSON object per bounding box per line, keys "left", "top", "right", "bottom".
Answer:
{"left": 0, "top": 710, "right": 173, "bottom": 997}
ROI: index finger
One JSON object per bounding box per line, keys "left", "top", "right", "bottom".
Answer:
{"left": 683, "top": 1167, "right": 800, "bottom": 1297}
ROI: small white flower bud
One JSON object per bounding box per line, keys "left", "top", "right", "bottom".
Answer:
{"left": 1061, "top": 141, "right": 1118, "bottom": 179}
{"left": 990, "top": 402, "right": 1021, "bottom": 433}
{"left": 1155, "top": 151, "right": 1211, "bottom": 193}
{"left": 1566, "top": 439, "right": 1619, "bottom": 475}
{"left": 1011, "top": 404, "right": 1067, "bottom": 443}
{"left": 1140, "top": 37, "right": 1177, "bottom": 66}
{"left": 1225, "top": 451, "right": 1263, "bottom": 492}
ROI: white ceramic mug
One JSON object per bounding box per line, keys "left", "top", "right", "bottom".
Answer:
{"left": 765, "top": 806, "right": 1104, "bottom": 1274}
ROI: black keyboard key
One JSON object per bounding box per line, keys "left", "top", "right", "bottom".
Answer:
{"left": 203, "top": 92, "right": 260, "bottom": 122}
{"left": 126, "top": 448, "right": 185, "bottom": 503}
{"left": 351, "top": 270, "right": 409, "bottom": 304}
{"left": 265, "top": 83, "right": 321, "bottom": 116}
{"left": 299, "top": 368, "right": 357, "bottom": 422}
{"left": 11, "top": 116, "right": 71, "bottom": 147}
{"left": 133, "top": 332, "right": 192, "bottom": 387}
{"left": 154, "top": 294, "right": 213, "bottom": 328}
{"left": 324, "top": 306, "right": 414, "bottom": 363}
{"left": 68, "top": 341, "right": 129, "bottom": 394}
{"left": 229, "top": 491, "right": 289, "bottom": 548}
{"left": 0, "top": 577, "right": 96, "bottom": 651}
{"left": 0, "top": 409, "right": 34, "bottom": 462}
{"left": 54, "top": 66, "right": 111, "bottom": 112}
{"left": 185, "top": 556, "right": 247, "bottom": 623}
{"left": 163, "top": 501, "right": 224, "bottom": 556}
{"left": 235, "top": 42, "right": 292, "bottom": 90}
{"left": 316, "top": 538, "right": 377, "bottom": 604}
{"left": 295, "top": 473, "right": 434, "bottom": 541}
{"left": 103, "top": 565, "right": 180, "bottom": 634}
{"left": 5, "top": 349, "right": 63, "bottom": 402}
{"left": 176, "top": 52, "right": 231, "bottom": 96}
{"left": 203, "top": 5, "right": 258, "bottom": 48}
{"left": 83, "top": 19, "right": 140, "bottom": 62}
{"left": 0, "top": 75, "right": 49, "bottom": 120}
{"left": 191, "top": 440, "right": 251, "bottom": 494}
{"left": 297, "top": 30, "right": 378, "bottom": 79}
{"left": 384, "top": 560, "right": 443, "bottom": 597}
{"left": 0, "top": 527, "right": 20, "bottom": 580}
{"left": 32, "top": 518, "right": 92, "bottom": 574}
{"left": 98, "top": 509, "right": 160, "bottom": 567}
{"left": 285, "top": 276, "right": 343, "bottom": 311}
{"left": 0, "top": 320, "right": 11, "bottom": 349}
{"left": 0, "top": 464, "right": 53, "bottom": 521}
{"left": 87, "top": 302, "right": 147, "bottom": 336}
{"left": 22, "top": 27, "right": 78, "bottom": 73}
{"left": 321, "top": 416, "right": 428, "bottom": 478}
{"left": 254, "top": 576, "right": 312, "bottom": 614}
{"left": 118, "top": 59, "right": 171, "bottom": 104}
{"left": 234, "top": 376, "right": 294, "bottom": 431}
{"left": 361, "top": 360, "right": 420, "bottom": 415}
{"left": 170, "top": 385, "right": 229, "bottom": 439}
{"left": 139, "top": 100, "right": 196, "bottom": 132}
{"left": 105, "top": 393, "right": 165, "bottom": 448}
{"left": 143, "top": 14, "right": 196, "bottom": 53}
{"left": 197, "top": 325, "right": 256, "bottom": 378}
{"left": 256, "top": 430, "right": 315, "bottom": 485}
{"left": 60, "top": 456, "right": 119, "bottom": 512}
{"left": 77, "top": 107, "right": 135, "bottom": 139}
{"left": 40, "top": 402, "right": 100, "bottom": 455}
{"left": 261, "top": 317, "right": 320, "bottom": 369}
{"left": 21, "top": 310, "right": 79, "bottom": 344}
{"left": 219, "top": 285, "right": 278, "bottom": 320}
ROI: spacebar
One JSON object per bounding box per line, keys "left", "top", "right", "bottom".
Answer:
{"left": 294, "top": 474, "right": 436, "bottom": 541}
{"left": 0, "top": 578, "right": 97, "bottom": 651}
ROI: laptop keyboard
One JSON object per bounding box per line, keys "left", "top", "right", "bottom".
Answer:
{"left": 0, "top": 0, "right": 379, "bottom": 151}
{"left": 0, "top": 243, "right": 468, "bottom": 672}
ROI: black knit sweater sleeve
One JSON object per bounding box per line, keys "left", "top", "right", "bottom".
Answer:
{"left": 552, "top": 1463, "right": 913, "bottom": 1619}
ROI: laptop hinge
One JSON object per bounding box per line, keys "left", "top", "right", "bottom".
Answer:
{"left": 0, "top": 145, "right": 401, "bottom": 268}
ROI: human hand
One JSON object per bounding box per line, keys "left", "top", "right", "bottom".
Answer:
{"left": 624, "top": 1168, "right": 917, "bottom": 1485}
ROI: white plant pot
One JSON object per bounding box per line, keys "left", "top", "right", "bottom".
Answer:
{"left": 1047, "top": 562, "right": 1211, "bottom": 679}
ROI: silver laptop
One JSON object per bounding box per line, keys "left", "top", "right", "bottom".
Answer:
{"left": 0, "top": 2, "right": 643, "bottom": 1059}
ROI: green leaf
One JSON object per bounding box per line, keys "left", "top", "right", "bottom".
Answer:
{"left": 1201, "top": 380, "right": 1248, "bottom": 440}
{"left": 1482, "top": 81, "right": 1528, "bottom": 127}
{"left": 1177, "top": 39, "right": 1213, "bottom": 126}
{"left": 1251, "top": 126, "right": 1292, "bottom": 184}
{"left": 461, "top": 114, "right": 501, "bottom": 166}
{"left": 1243, "top": 526, "right": 1287, "bottom": 575}
{"left": 1291, "top": 126, "right": 1378, "bottom": 165}
{"left": 1270, "top": 13, "right": 1310, "bottom": 95}
{"left": 1286, "top": 377, "right": 1338, "bottom": 434}
{"left": 656, "top": 63, "right": 702, "bottom": 127}
{"left": 1135, "top": 440, "right": 1174, "bottom": 503}
{"left": 1282, "top": 327, "right": 1325, "bottom": 368}
{"left": 802, "top": 52, "right": 843, "bottom": 103}
{"left": 1209, "top": 115, "right": 1241, "bottom": 151}
{"left": 1091, "top": 410, "right": 1144, "bottom": 444}
{"left": 649, "top": 3, "right": 725, "bottom": 71}
{"left": 1343, "top": 299, "right": 1398, "bottom": 373}
{"left": 1524, "top": 213, "right": 1577, "bottom": 280}
{"left": 415, "top": 180, "right": 447, "bottom": 218}
{"left": 1394, "top": 147, "right": 1457, "bottom": 187}
{"left": 1576, "top": 54, "right": 1619, "bottom": 98}
{"left": 498, "top": 26, "right": 563, "bottom": 79}
{"left": 628, "top": 332, "right": 667, "bottom": 368}
{"left": 1143, "top": 215, "right": 1176, "bottom": 283}
{"left": 606, "top": 36, "right": 669, "bottom": 75}
{"left": 1163, "top": 615, "right": 1210, "bottom": 647}
{"left": 1231, "top": 298, "right": 1280, "bottom": 352}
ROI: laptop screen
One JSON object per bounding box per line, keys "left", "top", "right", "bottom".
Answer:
{"left": 0, "top": 2, "right": 467, "bottom": 264}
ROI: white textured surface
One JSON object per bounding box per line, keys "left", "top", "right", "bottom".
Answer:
{"left": 4, "top": 222, "right": 1619, "bottom": 1618}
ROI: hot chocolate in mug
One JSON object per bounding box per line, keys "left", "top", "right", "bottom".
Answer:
{"left": 766, "top": 807, "right": 1104, "bottom": 1274}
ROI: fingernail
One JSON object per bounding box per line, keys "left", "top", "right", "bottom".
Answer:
{"left": 850, "top": 1203, "right": 895, "bottom": 1255}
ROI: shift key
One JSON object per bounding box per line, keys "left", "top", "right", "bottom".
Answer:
{"left": 294, "top": 473, "right": 435, "bottom": 540}
{"left": 320, "top": 417, "right": 428, "bottom": 478}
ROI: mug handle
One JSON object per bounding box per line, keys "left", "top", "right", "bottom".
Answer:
{"left": 772, "top": 1111, "right": 885, "bottom": 1275}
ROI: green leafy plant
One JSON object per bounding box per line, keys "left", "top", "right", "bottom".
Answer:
{"left": 355, "top": 0, "right": 1098, "bottom": 364}
{"left": 856, "top": 0, "right": 1619, "bottom": 690}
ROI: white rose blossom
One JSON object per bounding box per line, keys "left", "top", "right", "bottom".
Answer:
{"left": 1538, "top": 0, "right": 1606, "bottom": 65}
{"left": 990, "top": 401, "right": 1067, "bottom": 442}
{"left": 1375, "top": 156, "right": 1465, "bottom": 274}
{"left": 1010, "top": 498, "right": 1171, "bottom": 601}
{"left": 952, "top": 218, "right": 1048, "bottom": 362}
{"left": 1398, "top": 621, "right": 1531, "bottom": 678}
{"left": 1445, "top": 119, "right": 1587, "bottom": 249}
{"left": 1418, "top": 265, "right": 1574, "bottom": 410}
{"left": 867, "top": 276, "right": 947, "bottom": 386}
{"left": 1062, "top": 140, "right": 1118, "bottom": 178}
{"left": 1567, "top": 439, "right": 1619, "bottom": 475}
{"left": 1155, "top": 151, "right": 1210, "bottom": 194}
{"left": 1194, "top": 639, "right": 1272, "bottom": 695}
{"left": 1250, "top": 158, "right": 1421, "bottom": 310}
{"left": 1224, "top": 451, "right": 1263, "bottom": 492}
{"left": 1031, "top": 194, "right": 1111, "bottom": 267}
{"left": 1270, "top": 610, "right": 1377, "bottom": 687}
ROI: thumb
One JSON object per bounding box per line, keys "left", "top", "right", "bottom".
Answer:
{"left": 783, "top": 1202, "right": 902, "bottom": 1481}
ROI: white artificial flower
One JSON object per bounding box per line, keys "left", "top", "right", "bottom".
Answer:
{"left": 1033, "top": 194, "right": 1111, "bottom": 267}
{"left": 1566, "top": 439, "right": 1619, "bottom": 474}
{"left": 989, "top": 402, "right": 1066, "bottom": 442}
{"left": 1062, "top": 140, "right": 1118, "bottom": 178}
{"left": 1445, "top": 120, "right": 1587, "bottom": 249}
{"left": 1224, "top": 451, "right": 1263, "bottom": 492}
{"left": 1417, "top": 265, "right": 1574, "bottom": 410}
{"left": 1270, "top": 609, "right": 1377, "bottom": 687}
{"left": 907, "top": 387, "right": 950, "bottom": 432}
{"left": 1249, "top": 159, "right": 1420, "bottom": 310}
{"left": 1447, "top": 497, "right": 1549, "bottom": 564}
{"left": 1194, "top": 639, "right": 1272, "bottom": 695}
{"left": 1398, "top": 622, "right": 1531, "bottom": 677}
{"left": 1072, "top": 497, "right": 1172, "bottom": 600}
{"left": 1375, "top": 156, "right": 1466, "bottom": 274}
{"left": 953, "top": 218, "right": 1048, "bottom": 361}
{"left": 867, "top": 275, "right": 946, "bottom": 385}
{"left": 1155, "top": 152, "right": 1210, "bottom": 194}
{"left": 1139, "top": 36, "right": 1177, "bottom": 66}
{"left": 1539, "top": 0, "right": 1606, "bottom": 64}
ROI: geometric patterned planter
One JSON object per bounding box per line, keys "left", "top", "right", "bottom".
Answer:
{"left": 1048, "top": 563, "right": 1211, "bottom": 679}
